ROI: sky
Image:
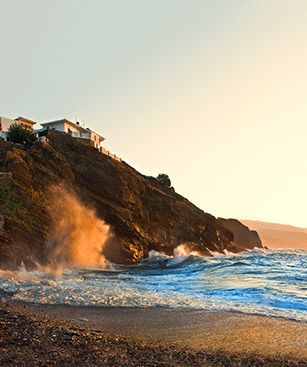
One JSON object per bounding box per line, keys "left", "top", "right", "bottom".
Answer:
{"left": 1, "top": 0, "right": 307, "bottom": 227}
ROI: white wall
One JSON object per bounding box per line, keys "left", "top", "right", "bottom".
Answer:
{"left": 63, "top": 122, "right": 81, "bottom": 133}
{"left": 45, "top": 121, "right": 65, "bottom": 132}
{"left": 0, "top": 117, "right": 15, "bottom": 132}
{"left": 89, "top": 131, "right": 104, "bottom": 149}
{"left": 44, "top": 121, "right": 82, "bottom": 133}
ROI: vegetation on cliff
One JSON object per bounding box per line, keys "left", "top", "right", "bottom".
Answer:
{"left": 7, "top": 123, "right": 37, "bottom": 146}
{"left": 156, "top": 173, "right": 172, "bottom": 188}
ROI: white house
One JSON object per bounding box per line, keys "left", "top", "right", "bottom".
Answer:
{"left": 0, "top": 115, "right": 121, "bottom": 161}
{"left": 41, "top": 119, "right": 105, "bottom": 150}
{"left": 0, "top": 116, "right": 36, "bottom": 141}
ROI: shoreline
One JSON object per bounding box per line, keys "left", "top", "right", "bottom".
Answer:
{"left": 1, "top": 299, "right": 306, "bottom": 366}
{"left": 12, "top": 298, "right": 307, "bottom": 323}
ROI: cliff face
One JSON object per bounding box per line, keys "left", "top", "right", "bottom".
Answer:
{"left": 218, "top": 218, "right": 263, "bottom": 250}
{"left": 0, "top": 131, "right": 258, "bottom": 269}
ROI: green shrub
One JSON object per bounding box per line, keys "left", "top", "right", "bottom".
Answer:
{"left": 8, "top": 123, "right": 36, "bottom": 146}
{"left": 156, "top": 173, "right": 171, "bottom": 187}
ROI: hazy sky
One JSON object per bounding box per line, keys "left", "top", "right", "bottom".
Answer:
{"left": 1, "top": 0, "right": 307, "bottom": 227}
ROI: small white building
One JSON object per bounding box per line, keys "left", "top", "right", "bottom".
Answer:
{"left": 0, "top": 116, "right": 36, "bottom": 141}
{"left": 0, "top": 117, "right": 12, "bottom": 140}
{"left": 41, "top": 119, "right": 105, "bottom": 150}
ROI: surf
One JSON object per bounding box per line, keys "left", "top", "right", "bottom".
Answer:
{"left": 0, "top": 248, "right": 306, "bottom": 322}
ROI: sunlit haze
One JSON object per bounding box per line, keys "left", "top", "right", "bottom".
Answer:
{"left": 1, "top": 0, "right": 307, "bottom": 227}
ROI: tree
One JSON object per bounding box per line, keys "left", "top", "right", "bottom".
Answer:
{"left": 156, "top": 173, "right": 171, "bottom": 187}
{"left": 8, "top": 123, "right": 36, "bottom": 146}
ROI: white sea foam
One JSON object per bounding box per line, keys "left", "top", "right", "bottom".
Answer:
{"left": 173, "top": 244, "right": 203, "bottom": 258}
{"left": 0, "top": 249, "right": 306, "bottom": 322}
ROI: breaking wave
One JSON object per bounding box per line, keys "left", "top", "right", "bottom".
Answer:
{"left": 0, "top": 248, "right": 306, "bottom": 322}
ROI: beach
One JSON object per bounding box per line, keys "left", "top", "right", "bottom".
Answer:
{"left": 0, "top": 299, "right": 306, "bottom": 367}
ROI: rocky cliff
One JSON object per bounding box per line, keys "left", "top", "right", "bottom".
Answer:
{"left": 218, "top": 218, "right": 263, "bottom": 250}
{"left": 0, "top": 131, "right": 261, "bottom": 269}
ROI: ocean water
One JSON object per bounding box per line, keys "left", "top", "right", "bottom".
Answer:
{"left": 0, "top": 248, "right": 306, "bottom": 321}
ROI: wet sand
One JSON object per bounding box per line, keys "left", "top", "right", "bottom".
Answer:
{"left": 13, "top": 302, "right": 307, "bottom": 359}
{"left": 0, "top": 300, "right": 306, "bottom": 366}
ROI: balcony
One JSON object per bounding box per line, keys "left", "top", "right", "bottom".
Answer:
{"left": 70, "top": 131, "right": 91, "bottom": 140}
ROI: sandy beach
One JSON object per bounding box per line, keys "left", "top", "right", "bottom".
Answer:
{"left": 0, "top": 299, "right": 306, "bottom": 366}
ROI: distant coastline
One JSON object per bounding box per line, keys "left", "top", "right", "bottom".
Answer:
{"left": 241, "top": 220, "right": 307, "bottom": 250}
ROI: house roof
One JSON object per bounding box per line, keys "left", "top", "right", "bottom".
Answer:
{"left": 15, "top": 116, "right": 36, "bottom": 125}
{"left": 41, "top": 119, "right": 88, "bottom": 133}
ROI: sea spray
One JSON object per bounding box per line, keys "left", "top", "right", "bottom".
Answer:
{"left": 45, "top": 185, "right": 111, "bottom": 275}
{"left": 173, "top": 244, "right": 202, "bottom": 257}
{"left": 0, "top": 249, "right": 306, "bottom": 321}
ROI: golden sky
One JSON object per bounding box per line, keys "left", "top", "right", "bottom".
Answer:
{"left": 1, "top": 1, "right": 307, "bottom": 226}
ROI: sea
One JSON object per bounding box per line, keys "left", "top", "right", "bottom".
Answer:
{"left": 0, "top": 248, "right": 306, "bottom": 322}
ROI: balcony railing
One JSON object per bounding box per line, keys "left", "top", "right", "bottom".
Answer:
{"left": 100, "top": 146, "right": 121, "bottom": 162}
{"left": 69, "top": 131, "right": 122, "bottom": 162}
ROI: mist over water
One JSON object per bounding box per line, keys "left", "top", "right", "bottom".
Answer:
{"left": 44, "top": 185, "right": 110, "bottom": 275}
{"left": 0, "top": 248, "right": 306, "bottom": 322}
